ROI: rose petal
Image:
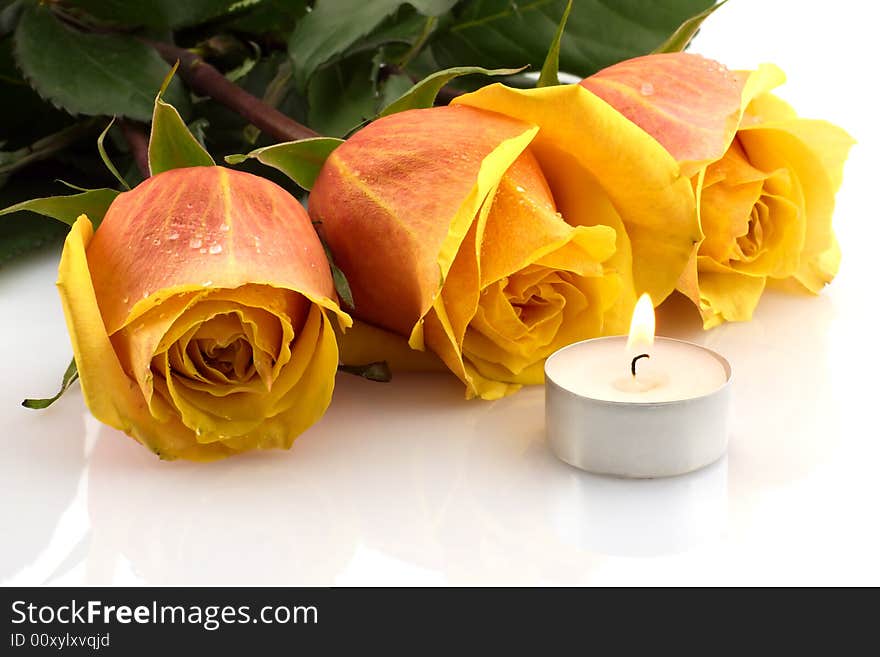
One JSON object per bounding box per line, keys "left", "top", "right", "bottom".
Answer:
{"left": 454, "top": 84, "right": 700, "bottom": 330}
{"left": 57, "top": 217, "right": 234, "bottom": 461}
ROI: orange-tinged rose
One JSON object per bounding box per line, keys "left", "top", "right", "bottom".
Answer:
{"left": 310, "top": 92, "right": 699, "bottom": 399}
{"left": 58, "top": 166, "right": 350, "bottom": 461}
{"left": 582, "top": 53, "right": 854, "bottom": 327}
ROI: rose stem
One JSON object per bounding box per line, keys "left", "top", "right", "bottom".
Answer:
{"left": 118, "top": 119, "right": 150, "bottom": 179}
{"left": 144, "top": 40, "right": 319, "bottom": 142}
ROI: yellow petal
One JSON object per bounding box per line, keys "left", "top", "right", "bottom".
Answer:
{"left": 696, "top": 256, "right": 767, "bottom": 327}
{"left": 738, "top": 121, "right": 853, "bottom": 291}
{"left": 57, "top": 216, "right": 232, "bottom": 461}
{"left": 337, "top": 320, "right": 446, "bottom": 372}
{"left": 454, "top": 84, "right": 699, "bottom": 327}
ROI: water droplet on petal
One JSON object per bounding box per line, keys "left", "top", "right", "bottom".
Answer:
{"left": 152, "top": 238, "right": 161, "bottom": 246}
{"left": 515, "top": 185, "right": 526, "bottom": 193}
{"left": 219, "top": 224, "right": 230, "bottom": 232}
{"left": 200, "top": 247, "right": 207, "bottom": 254}
{"left": 201, "top": 280, "right": 213, "bottom": 287}
{"left": 209, "top": 244, "right": 222, "bottom": 255}
{"left": 640, "top": 82, "right": 654, "bottom": 96}
{"left": 122, "top": 296, "right": 129, "bottom": 304}
{"left": 168, "top": 232, "right": 179, "bottom": 241}
{"left": 189, "top": 237, "right": 202, "bottom": 249}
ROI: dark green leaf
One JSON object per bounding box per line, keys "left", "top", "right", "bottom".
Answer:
{"left": 536, "top": 0, "right": 572, "bottom": 88}
{"left": 289, "top": 0, "right": 458, "bottom": 88}
{"left": 306, "top": 54, "right": 380, "bottom": 137}
{"left": 224, "top": 0, "right": 309, "bottom": 36}
{"left": 226, "top": 137, "right": 343, "bottom": 191}
{"left": 97, "top": 118, "right": 130, "bottom": 190}
{"left": 380, "top": 65, "right": 523, "bottom": 116}
{"left": 430, "top": 0, "right": 715, "bottom": 78}
{"left": 0, "top": 122, "right": 96, "bottom": 179}
{"left": 148, "top": 66, "right": 215, "bottom": 175}
{"left": 0, "top": 187, "right": 120, "bottom": 226}
{"left": 13, "top": 5, "right": 188, "bottom": 122}
{"left": 22, "top": 358, "right": 78, "bottom": 409}
{"left": 338, "top": 361, "right": 392, "bottom": 383}
{"left": 67, "top": 0, "right": 248, "bottom": 29}
{"left": 653, "top": 0, "right": 727, "bottom": 53}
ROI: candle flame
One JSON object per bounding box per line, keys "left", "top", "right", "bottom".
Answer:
{"left": 626, "top": 293, "right": 655, "bottom": 351}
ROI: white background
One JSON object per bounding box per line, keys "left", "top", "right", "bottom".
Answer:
{"left": 2, "top": 0, "right": 878, "bottom": 586}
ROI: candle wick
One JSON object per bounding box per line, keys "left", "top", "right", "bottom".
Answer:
{"left": 631, "top": 353, "right": 650, "bottom": 377}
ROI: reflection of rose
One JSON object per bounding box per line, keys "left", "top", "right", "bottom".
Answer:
{"left": 0, "top": 397, "right": 86, "bottom": 582}
{"left": 311, "top": 87, "right": 698, "bottom": 398}
{"left": 58, "top": 167, "right": 350, "bottom": 461}
{"left": 87, "top": 425, "right": 357, "bottom": 585}
{"left": 582, "top": 53, "right": 854, "bottom": 327}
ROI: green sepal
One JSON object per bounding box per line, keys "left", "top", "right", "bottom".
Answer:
{"left": 23, "top": 358, "right": 78, "bottom": 409}
{"left": 148, "top": 63, "right": 215, "bottom": 175}
{"left": 536, "top": 0, "right": 573, "bottom": 88}
{"left": 338, "top": 361, "right": 392, "bottom": 383}
{"left": 225, "top": 137, "right": 344, "bottom": 191}
{"left": 379, "top": 65, "right": 525, "bottom": 117}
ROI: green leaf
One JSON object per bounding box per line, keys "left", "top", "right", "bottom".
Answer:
{"left": 68, "top": 0, "right": 250, "bottom": 29}
{"left": 338, "top": 361, "right": 392, "bottom": 383}
{"left": 380, "top": 65, "right": 523, "bottom": 116}
{"left": 289, "top": 0, "right": 459, "bottom": 89}
{"left": 430, "top": 0, "right": 715, "bottom": 78}
{"left": 148, "top": 66, "right": 215, "bottom": 175}
{"left": 225, "top": 0, "right": 309, "bottom": 36}
{"left": 306, "top": 54, "right": 381, "bottom": 137}
{"left": 653, "top": 0, "right": 727, "bottom": 53}
{"left": 0, "top": 121, "right": 96, "bottom": 179}
{"left": 22, "top": 358, "right": 78, "bottom": 409}
{"left": 0, "top": 188, "right": 120, "bottom": 226}
{"left": 97, "top": 118, "right": 130, "bottom": 190}
{"left": 225, "top": 137, "right": 343, "bottom": 191}
{"left": 536, "top": 0, "right": 572, "bottom": 88}
{"left": 13, "top": 6, "right": 188, "bottom": 122}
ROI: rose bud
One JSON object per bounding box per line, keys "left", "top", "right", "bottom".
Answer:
{"left": 58, "top": 166, "right": 351, "bottom": 461}
{"left": 310, "top": 86, "right": 699, "bottom": 399}
{"left": 581, "top": 53, "right": 854, "bottom": 327}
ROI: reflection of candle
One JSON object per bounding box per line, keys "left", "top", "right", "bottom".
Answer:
{"left": 544, "top": 294, "right": 732, "bottom": 478}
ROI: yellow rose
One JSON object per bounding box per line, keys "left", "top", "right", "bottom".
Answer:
{"left": 582, "top": 53, "right": 854, "bottom": 327}
{"left": 309, "top": 88, "right": 699, "bottom": 399}
{"left": 58, "top": 166, "right": 350, "bottom": 461}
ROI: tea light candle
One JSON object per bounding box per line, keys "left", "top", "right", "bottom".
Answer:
{"left": 545, "top": 294, "right": 732, "bottom": 478}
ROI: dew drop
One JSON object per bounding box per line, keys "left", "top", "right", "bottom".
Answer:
{"left": 122, "top": 296, "right": 129, "bottom": 304}
{"left": 152, "top": 238, "right": 161, "bottom": 246}
{"left": 209, "top": 244, "right": 223, "bottom": 255}
{"left": 219, "top": 224, "right": 230, "bottom": 232}
{"left": 640, "top": 82, "right": 654, "bottom": 96}
{"left": 200, "top": 247, "right": 208, "bottom": 254}
{"left": 515, "top": 185, "right": 526, "bottom": 193}
{"left": 189, "top": 237, "right": 202, "bottom": 249}
{"left": 168, "top": 232, "right": 180, "bottom": 241}
{"left": 201, "top": 280, "right": 213, "bottom": 287}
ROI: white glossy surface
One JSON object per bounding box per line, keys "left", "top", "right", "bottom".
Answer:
{"left": 2, "top": 0, "right": 879, "bottom": 585}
